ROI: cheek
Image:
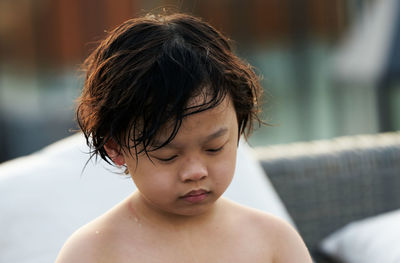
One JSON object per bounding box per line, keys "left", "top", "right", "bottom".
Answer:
{"left": 210, "top": 147, "right": 237, "bottom": 185}
{"left": 130, "top": 164, "right": 175, "bottom": 197}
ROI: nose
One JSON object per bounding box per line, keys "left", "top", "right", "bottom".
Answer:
{"left": 179, "top": 156, "right": 208, "bottom": 182}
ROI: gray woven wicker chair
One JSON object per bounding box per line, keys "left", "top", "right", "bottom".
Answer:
{"left": 254, "top": 132, "right": 400, "bottom": 263}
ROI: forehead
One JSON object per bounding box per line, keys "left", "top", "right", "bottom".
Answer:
{"left": 151, "top": 95, "right": 236, "bottom": 146}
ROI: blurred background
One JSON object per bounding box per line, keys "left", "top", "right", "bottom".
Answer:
{"left": 1, "top": 0, "right": 399, "bottom": 163}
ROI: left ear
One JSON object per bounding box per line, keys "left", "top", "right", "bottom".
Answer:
{"left": 104, "top": 139, "right": 125, "bottom": 166}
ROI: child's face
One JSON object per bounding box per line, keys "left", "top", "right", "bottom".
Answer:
{"left": 123, "top": 96, "right": 238, "bottom": 217}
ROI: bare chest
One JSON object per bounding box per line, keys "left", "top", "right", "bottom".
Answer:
{"left": 107, "top": 230, "right": 273, "bottom": 263}
{"left": 113, "top": 244, "right": 271, "bottom": 263}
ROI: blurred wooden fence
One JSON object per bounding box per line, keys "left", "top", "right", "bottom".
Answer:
{"left": 0, "top": 0, "right": 348, "bottom": 69}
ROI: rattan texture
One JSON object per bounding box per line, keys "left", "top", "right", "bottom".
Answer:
{"left": 254, "top": 132, "right": 400, "bottom": 263}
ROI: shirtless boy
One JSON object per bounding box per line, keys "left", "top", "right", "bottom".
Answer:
{"left": 56, "top": 13, "right": 312, "bottom": 263}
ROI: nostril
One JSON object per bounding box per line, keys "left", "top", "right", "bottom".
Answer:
{"left": 183, "top": 172, "right": 207, "bottom": 182}
{"left": 189, "top": 174, "right": 206, "bottom": 182}
{"left": 179, "top": 158, "right": 208, "bottom": 182}
{"left": 180, "top": 167, "right": 208, "bottom": 182}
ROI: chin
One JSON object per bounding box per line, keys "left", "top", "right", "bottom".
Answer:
{"left": 180, "top": 206, "right": 212, "bottom": 216}
{"left": 175, "top": 198, "right": 220, "bottom": 217}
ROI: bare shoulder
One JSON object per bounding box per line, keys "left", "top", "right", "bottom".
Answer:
{"left": 55, "top": 198, "right": 133, "bottom": 263}
{"left": 223, "top": 199, "right": 313, "bottom": 263}
{"left": 55, "top": 219, "right": 107, "bottom": 263}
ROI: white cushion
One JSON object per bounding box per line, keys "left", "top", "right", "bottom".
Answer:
{"left": 0, "top": 133, "right": 292, "bottom": 263}
{"left": 320, "top": 209, "right": 400, "bottom": 263}
{"left": 226, "top": 140, "right": 293, "bottom": 224}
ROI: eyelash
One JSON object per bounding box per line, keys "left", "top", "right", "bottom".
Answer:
{"left": 155, "top": 155, "right": 178, "bottom": 162}
{"left": 206, "top": 146, "right": 224, "bottom": 153}
{"left": 154, "top": 146, "right": 224, "bottom": 163}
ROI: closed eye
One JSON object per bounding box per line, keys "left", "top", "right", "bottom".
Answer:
{"left": 206, "top": 146, "right": 224, "bottom": 153}
{"left": 154, "top": 155, "right": 178, "bottom": 162}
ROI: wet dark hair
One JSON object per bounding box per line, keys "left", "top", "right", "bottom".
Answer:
{"left": 77, "top": 13, "right": 263, "bottom": 166}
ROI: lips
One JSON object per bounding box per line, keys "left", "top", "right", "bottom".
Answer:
{"left": 181, "top": 189, "right": 210, "bottom": 203}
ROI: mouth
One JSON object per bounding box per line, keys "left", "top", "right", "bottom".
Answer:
{"left": 180, "top": 189, "right": 210, "bottom": 203}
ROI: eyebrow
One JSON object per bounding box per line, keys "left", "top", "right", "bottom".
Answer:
{"left": 152, "top": 127, "right": 228, "bottom": 149}
{"left": 204, "top": 127, "right": 228, "bottom": 143}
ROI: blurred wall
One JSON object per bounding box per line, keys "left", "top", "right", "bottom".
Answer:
{"left": 1, "top": 0, "right": 388, "bottom": 163}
